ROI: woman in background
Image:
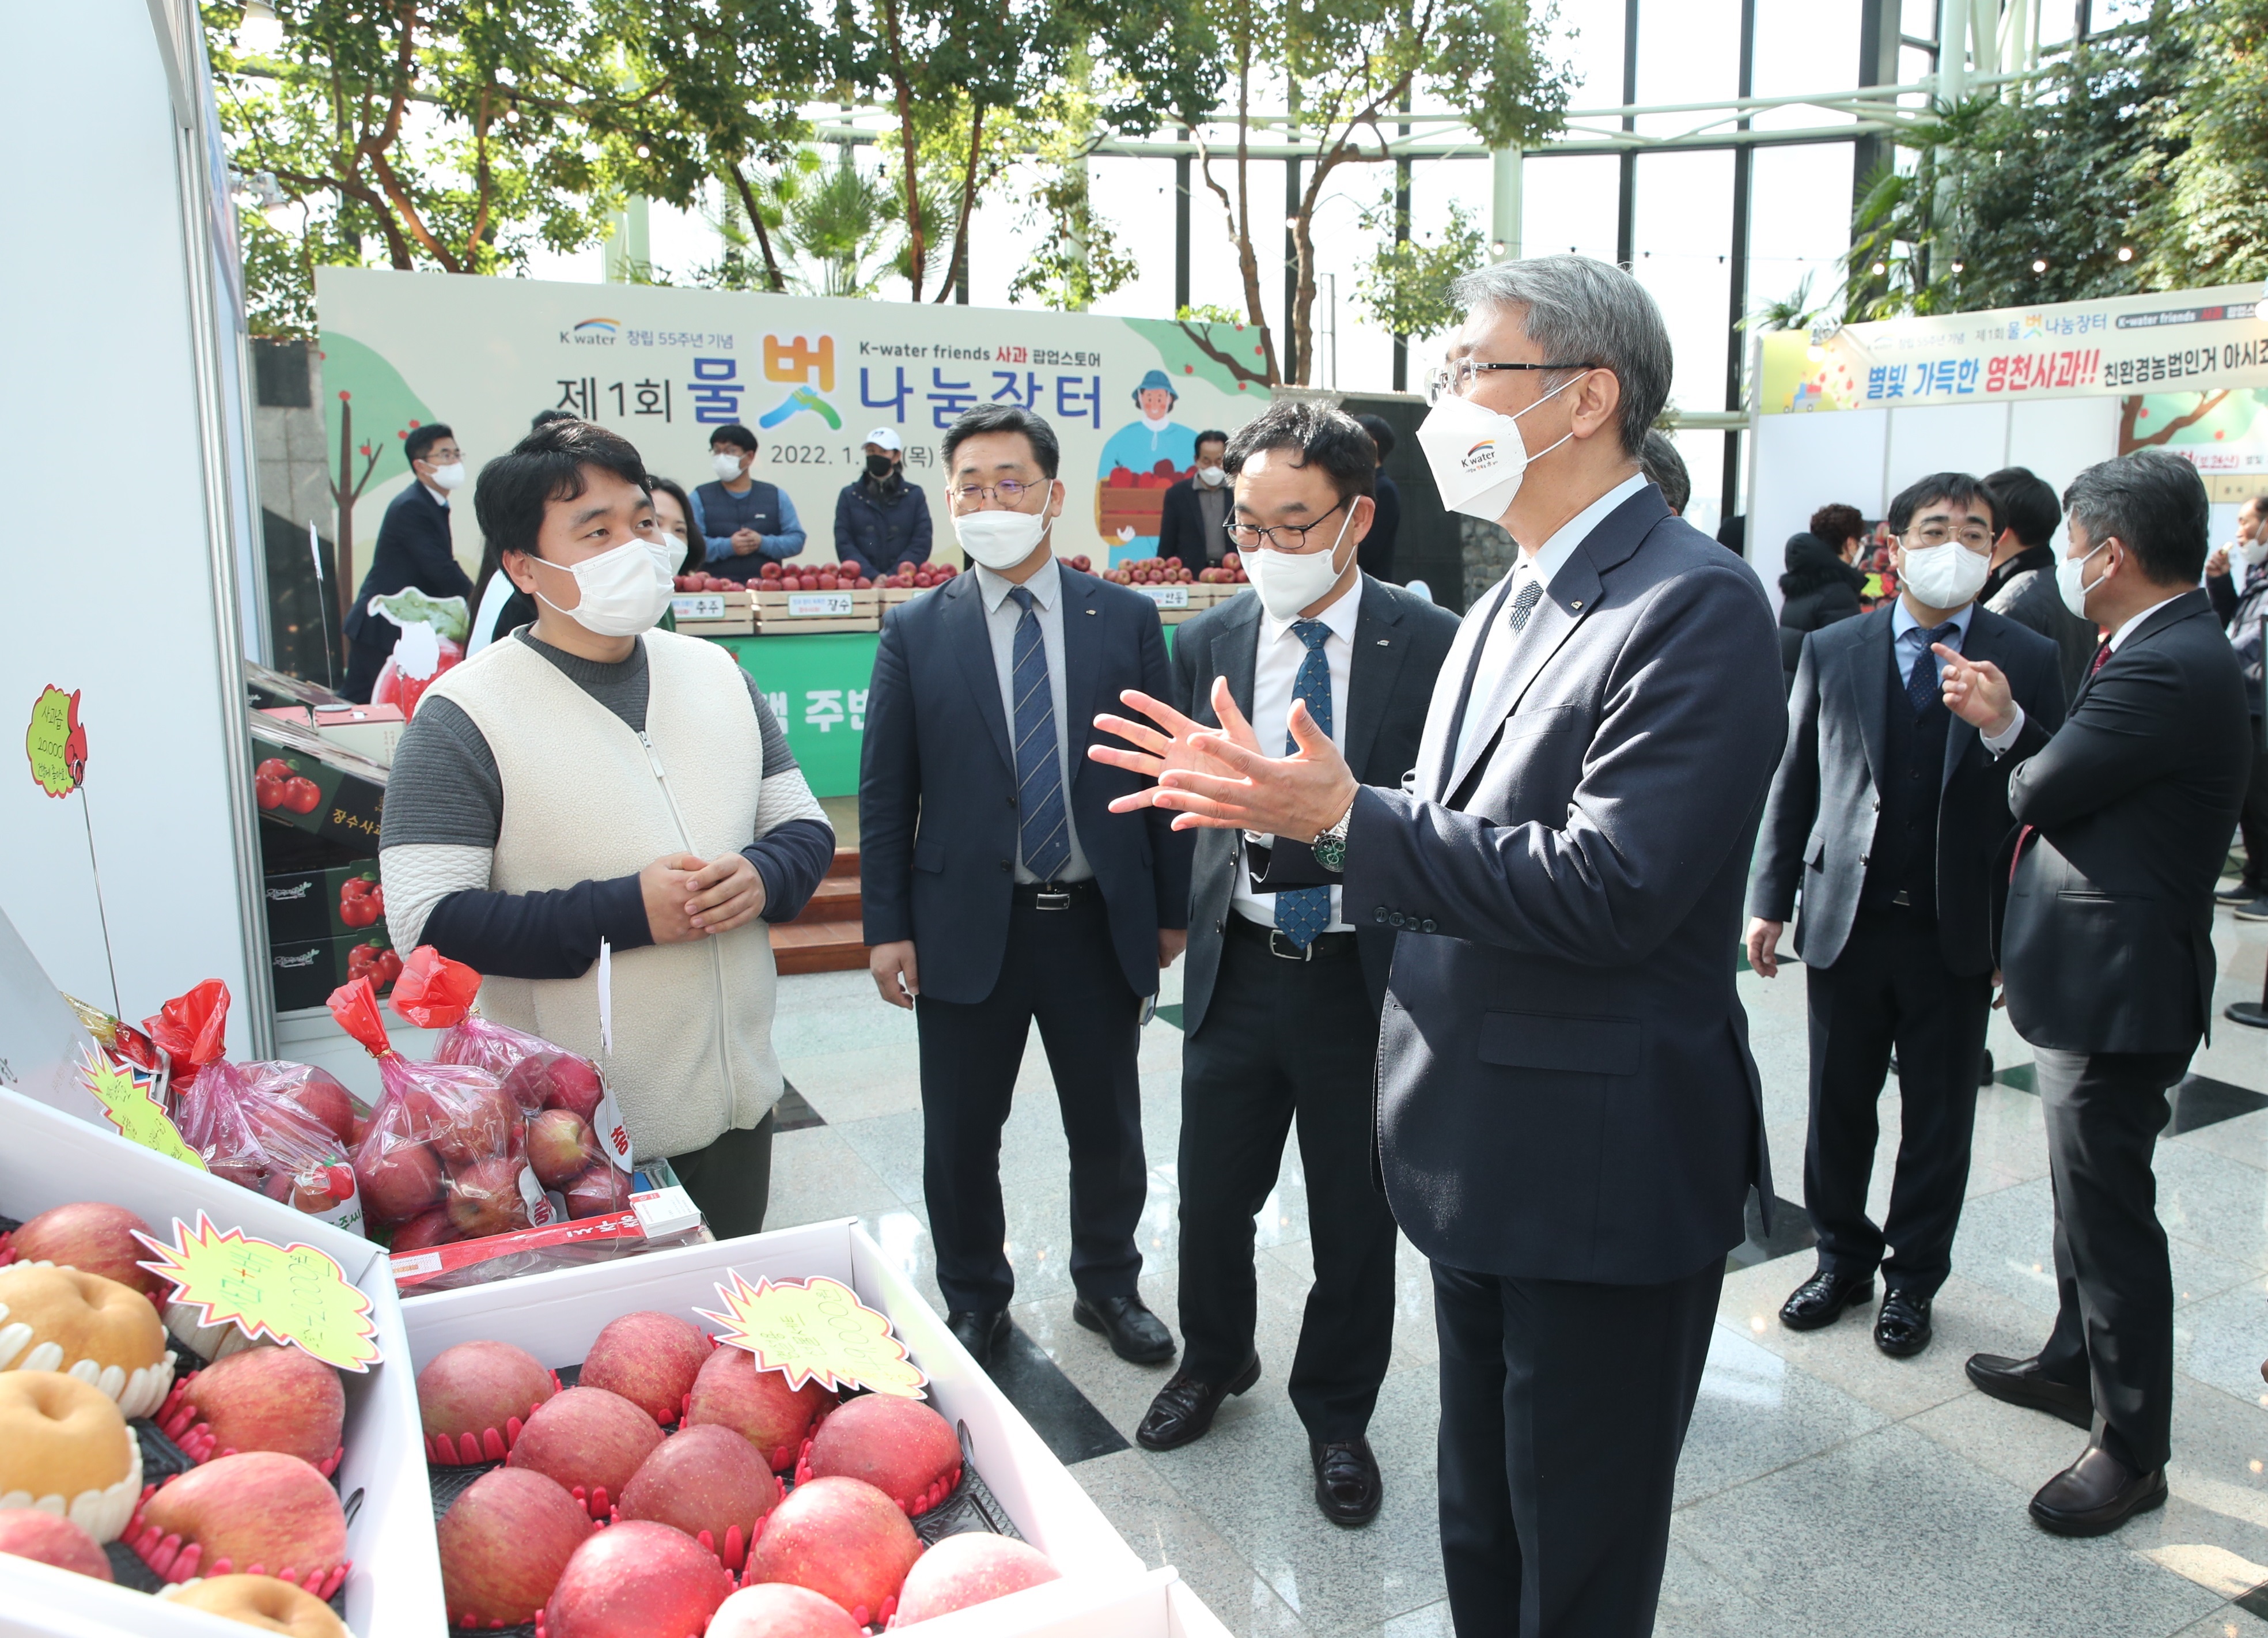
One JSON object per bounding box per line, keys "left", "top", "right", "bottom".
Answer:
{"left": 1777, "top": 501, "right": 1869, "bottom": 693}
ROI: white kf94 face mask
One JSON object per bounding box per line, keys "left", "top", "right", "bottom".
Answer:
{"left": 528, "top": 535, "right": 675, "bottom": 637}
{"left": 1243, "top": 506, "right": 1357, "bottom": 622}
{"left": 1896, "top": 539, "right": 1991, "bottom": 610}
{"left": 712, "top": 451, "right": 747, "bottom": 482}
{"left": 1414, "top": 372, "right": 1585, "bottom": 524}
{"left": 952, "top": 499, "right": 1052, "bottom": 571}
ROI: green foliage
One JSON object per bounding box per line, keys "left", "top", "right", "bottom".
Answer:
{"left": 1353, "top": 192, "right": 1486, "bottom": 342}
{"left": 2144, "top": 0, "right": 2268, "bottom": 287}
{"left": 1176, "top": 303, "right": 1247, "bottom": 326}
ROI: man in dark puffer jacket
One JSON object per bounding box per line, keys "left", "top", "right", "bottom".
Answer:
{"left": 1778, "top": 502, "right": 1872, "bottom": 691}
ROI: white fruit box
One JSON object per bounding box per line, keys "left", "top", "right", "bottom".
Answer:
{"left": 908, "top": 1567, "right": 1233, "bottom": 1638}
{"left": 754, "top": 615, "right": 882, "bottom": 635}
{"left": 0, "top": 1086, "right": 443, "bottom": 1638}
{"left": 755, "top": 588, "right": 881, "bottom": 617}
{"left": 676, "top": 616, "right": 759, "bottom": 637}
{"left": 672, "top": 590, "right": 757, "bottom": 621}
{"left": 399, "top": 1217, "right": 1149, "bottom": 1615}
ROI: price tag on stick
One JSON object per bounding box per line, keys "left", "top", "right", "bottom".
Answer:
{"left": 134, "top": 1212, "right": 382, "bottom": 1372}
{"left": 696, "top": 1272, "right": 927, "bottom": 1398}
{"left": 81, "top": 1048, "right": 205, "bottom": 1170}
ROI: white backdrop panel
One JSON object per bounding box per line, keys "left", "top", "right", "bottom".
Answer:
{"left": 2005, "top": 395, "right": 2124, "bottom": 548}
{"left": 1884, "top": 400, "right": 2011, "bottom": 504}
{"left": 1752, "top": 408, "right": 1888, "bottom": 608}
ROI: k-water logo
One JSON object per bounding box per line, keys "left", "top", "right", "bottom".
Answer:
{"left": 562, "top": 317, "right": 620, "bottom": 345}
{"left": 1461, "top": 438, "right": 1500, "bottom": 472}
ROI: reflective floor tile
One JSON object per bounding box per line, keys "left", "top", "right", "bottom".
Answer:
{"left": 1673, "top": 1322, "right": 1888, "bottom": 1507}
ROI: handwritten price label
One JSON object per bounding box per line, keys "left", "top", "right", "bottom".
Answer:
{"left": 25, "top": 685, "right": 84, "bottom": 797}
{"left": 696, "top": 1271, "right": 926, "bottom": 1398}
{"left": 135, "top": 1212, "right": 381, "bottom": 1372}
{"left": 81, "top": 1049, "right": 204, "bottom": 1170}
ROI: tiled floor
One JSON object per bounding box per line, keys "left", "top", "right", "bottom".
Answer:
{"left": 762, "top": 898, "right": 2268, "bottom": 1637}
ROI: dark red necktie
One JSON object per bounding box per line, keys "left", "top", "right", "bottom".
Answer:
{"left": 2091, "top": 639, "right": 2112, "bottom": 675}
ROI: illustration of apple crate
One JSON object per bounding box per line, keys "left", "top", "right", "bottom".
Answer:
{"left": 1094, "top": 461, "right": 1190, "bottom": 550}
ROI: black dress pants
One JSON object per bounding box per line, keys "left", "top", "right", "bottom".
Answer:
{"left": 2032, "top": 1045, "right": 2189, "bottom": 1473}
{"left": 914, "top": 894, "right": 1147, "bottom": 1313}
{"left": 668, "top": 1112, "right": 775, "bottom": 1242}
{"left": 2238, "top": 719, "right": 2268, "bottom": 890}
{"left": 1434, "top": 1256, "right": 1721, "bottom": 1638}
{"left": 1177, "top": 925, "right": 1398, "bottom": 1439}
{"left": 1803, "top": 907, "right": 1992, "bottom": 1296}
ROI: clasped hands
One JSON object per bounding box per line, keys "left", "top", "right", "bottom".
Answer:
{"left": 641, "top": 852, "right": 765, "bottom": 943}
{"left": 1087, "top": 676, "right": 1360, "bottom": 843}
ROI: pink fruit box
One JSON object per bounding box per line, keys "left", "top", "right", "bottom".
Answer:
{"left": 397, "top": 1217, "right": 1233, "bottom": 1636}
{"left": 0, "top": 1085, "right": 442, "bottom": 1638}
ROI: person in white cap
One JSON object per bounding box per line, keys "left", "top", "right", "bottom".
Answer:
{"left": 836, "top": 425, "right": 933, "bottom": 580}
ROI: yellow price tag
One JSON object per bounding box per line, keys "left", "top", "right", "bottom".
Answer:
{"left": 696, "top": 1272, "right": 927, "bottom": 1398}
{"left": 25, "top": 684, "right": 84, "bottom": 798}
{"left": 134, "top": 1212, "right": 381, "bottom": 1373}
{"left": 81, "top": 1049, "right": 205, "bottom": 1172}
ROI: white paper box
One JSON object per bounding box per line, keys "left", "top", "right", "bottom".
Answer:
{"left": 400, "top": 1219, "right": 1147, "bottom": 1587}
{"left": 0, "top": 1087, "right": 442, "bottom": 1637}
{"left": 904, "top": 1567, "right": 1234, "bottom": 1638}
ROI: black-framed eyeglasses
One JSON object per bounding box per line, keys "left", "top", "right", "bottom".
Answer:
{"left": 1423, "top": 360, "right": 1600, "bottom": 405}
{"left": 1225, "top": 496, "right": 1349, "bottom": 552}
{"left": 950, "top": 479, "right": 1050, "bottom": 504}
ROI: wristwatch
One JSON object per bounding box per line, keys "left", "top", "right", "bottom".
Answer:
{"left": 1311, "top": 795, "right": 1357, "bottom": 873}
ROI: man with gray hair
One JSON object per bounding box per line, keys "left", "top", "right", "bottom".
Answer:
{"left": 1091, "top": 255, "right": 1786, "bottom": 1635}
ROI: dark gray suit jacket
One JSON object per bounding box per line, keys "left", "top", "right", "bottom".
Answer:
{"left": 1322, "top": 484, "right": 1788, "bottom": 1285}
{"left": 1748, "top": 605, "right": 2065, "bottom": 975}
{"left": 1997, "top": 589, "right": 2251, "bottom": 1054}
{"left": 1170, "top": 577, "right": 1459, "bottom": 1035}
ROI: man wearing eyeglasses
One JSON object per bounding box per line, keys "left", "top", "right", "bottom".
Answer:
{"left": 859, "top": 401, "right": 1192, "bottom": 1374}
{"left": 1130, "top": 400, "right": 1457, "bottom": 1527}
{"left": 1091, "top": 256, "right": 1786, "bottom": 1636}
{"left": 1747, "top": 472, "right": 2065, "bottom": 1364}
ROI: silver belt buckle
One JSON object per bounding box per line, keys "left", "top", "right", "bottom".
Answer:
{"left": 1891, "top": 889, "right": 1913, "bottom": 907}
{"left": 1267, "top": 930, "right": 1315, "bottom": 962}
{"left": 1034, "top": 886, "right": 1071, "bottom": 911}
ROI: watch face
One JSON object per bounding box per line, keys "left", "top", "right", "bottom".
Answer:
{"left": 1314, "top": 833, "right": 1346, "bottom": 873}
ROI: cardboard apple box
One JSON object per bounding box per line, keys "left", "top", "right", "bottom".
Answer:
{"left": 0, "top": 1086, "right": 443, "bottom": 1638}
{"left": 401, "top": 1218, "right": 1149, "bottom": 1621}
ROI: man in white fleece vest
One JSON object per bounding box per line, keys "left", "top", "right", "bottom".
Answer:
{"left": 378, "top": 418, "right": 835, "bottom": 1237}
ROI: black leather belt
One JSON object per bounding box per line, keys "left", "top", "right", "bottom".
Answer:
{"left": 1013, "top": 879, "right": 1099, "bottom": 910}
{"left": 1226, "top": 913, "right": 1358, "bottom": 961}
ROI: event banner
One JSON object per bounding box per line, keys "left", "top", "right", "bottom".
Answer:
{"left": 316, "top": 267, "right": 1270, "bottom": 581}
{"left": 1759, "top": 281, "right": 2268, "bottom": 418}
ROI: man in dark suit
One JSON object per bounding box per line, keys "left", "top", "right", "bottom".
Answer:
{"left": 1981, "top": 466, "right": 2097, "bottom": 701}
{"left": 343, "top": 422, "right": 472, "bottom": 701}
{"left": 1134, "top": 400, "right": 1457, "bottom": 1527}
{"left": 1156, "top": 429, "right": 1231, "bottom": 568}
{"left": 1940, "top": 450, "right": 2251, "bottom": 1536}
{"left": 1747, "top": 471, "right": 2066, "bottom": 1360}
{"left": 860, "top": 402, "right": 1193, "bottom": 1371}
{"left": 2204, "top": 491, "right": 2268, "bottom": 917}
{"left": 1093, "top": 256, "right": 1786, "bottom": 1636}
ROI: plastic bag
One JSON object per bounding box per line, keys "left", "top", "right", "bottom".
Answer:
{"left": 173, "top": 1057, "right": 365, "bottom": 1234}
{"left": 143, "top": 978, "right": 230, "bottom": 1092}
{"left": 330, "top": 974, "right": 550, "bottom": 1249}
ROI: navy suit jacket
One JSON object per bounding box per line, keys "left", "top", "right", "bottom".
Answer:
{"left": 1748, "top": 605, "right": 2065, "bottom": 975}
{"left": 1291, "top": 485, "right": 1786, "bottom": 1285}
{"left": 859, "top": 565, "right": 1194, "bottom": 1004}
{"left": 344, "top": 482, "right": 471, "bottom": 648}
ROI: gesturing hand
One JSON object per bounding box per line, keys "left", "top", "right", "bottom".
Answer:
{"left": 1932, "top": 643, "right": 2017, "bottom": 738}
{"left": 1089, "top": 681, "right": 1260, "bottom": 809}
{"left": 1093, "top": 676, "right": 1358, "bottom": 840}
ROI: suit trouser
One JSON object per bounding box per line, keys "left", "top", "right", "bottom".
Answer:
{"left": 667, "top": 1113, "right": 775, "bottom": 1243}
{"left": 1433, "top": 1256, "right": 1721, "bottom": 1638}
{"left": 1803, "top": 907, "right": 1991, "bottom": 1296}
{"left": 342, "top": 634, "right": 391, "bottom": 704}
{"left": 914, "top": 894, "right": 1147, "bottom": 1313}
{"left": 2032, "top": 1045, "right": 2189, "bottom": 1473}
{"left": 2237, "top": 718, "right": 2268, "bottom": 890}
{"left": 1176, "top": 926, "right": 1398, "bottom": 1440}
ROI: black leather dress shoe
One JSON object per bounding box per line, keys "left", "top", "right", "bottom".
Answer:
{"left": 1072, "top": 1293, "right": 1176, "bottom": 1364}
{"left": 1874, "top": 1289, "right": 1932, "bottom": 1357}
{"left": 1135, "top": 1356, "right": 1261, "bottom": 1451}
{"left": 2028, "top": 1443, "right": 2167, "bottom": 1536}
{"left": 1312, "top": 1436, "right": 1383, "bottom": 1527}
{"left": 1779, "top": 1268, "right": 1876, "bottom": 1331}
{"left": 946, "top": 1308, "right": 1010, "bottom": 1367}
{"left": 1966, "top": 1352, "right": 2093, "bottom": 1430}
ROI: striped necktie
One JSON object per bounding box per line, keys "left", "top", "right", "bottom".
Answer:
{"left": 1007, "top": 587, "right": 1070, "bottom": 883}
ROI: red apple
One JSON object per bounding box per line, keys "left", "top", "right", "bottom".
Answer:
{"left": 707, "top": 1583, "right": 865, "bottom": 1638}
{"left": 527, "top": 1110, "right": 603, "bottom": 1189}
{"left": 0, "top": 1509, "right": 112, "bottom": 1581}
{"left": 800, "top": 1392, "right": 961, "bottom": 1514}
{"left": 270, "top": 1067, "right": 358, "bottom": 1145}
{"left": 544, "top": 1056, "right": 606, "bottom": 1123}
{"left": 438, "top": 1467, "right": 592, "bottom": 1626}
{"left": 418, "top": 1339, "right": 556, "bottom": 1460}
{"left": 135, "top": 1451, "right": 347, "bottom": 1587}
{"left": 543, "top": 1519, "right": 734, "bottom": 1638}
{"left": 563, "top": 1163, "right": 632, "bottom": 1220}
{"left": 389, "top": 1207, "right": 460, "bottom": 1253}
{"left": 743, "top": 1476, "right": 919, "bottom": 1627}
{"left": 618, "top": 1425, "right": 781, "bottom": 1564}
{"left": 9, "top": 1201, "right": 166, "bottom": 1299}
{"left": 428, "top": 1077, "right": 519, "bottom": 1164}
{"left": 353, "top": 1136, "right": 441, "bottom": 1225}
{"left": 506, "top": 1387, "right": 663, "bottom": 1515}
{"left": 444, "top": 1155, "right": 534, "bottom": 1239}
{"left": 578, "top": 1310, "right": 707, "bottom": 1426}
{"left": 892, "top": 1532, "right": 1059, "bottom": 1622}
{"left": 685, "top": 1346, "right": 834, "bottom": 1473}
{"left": 177, "top": 1344, "right": 344, "bottom": 1469}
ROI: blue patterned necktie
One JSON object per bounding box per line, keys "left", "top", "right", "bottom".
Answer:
{"left": 1506, "top": 575, "right": 1545, "bottom": 632}
{"left": 1274, "top": 619, "right": 1334, "bottom": 950}
{"left": 1907, "top": 622, "right": 1956, "bottom": 714}
{"left": 1007, "top": 587, "right": 1071, "bottom": 882}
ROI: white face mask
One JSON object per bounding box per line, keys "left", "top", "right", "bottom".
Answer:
{"left": 1244, "top": 506, "right": 1357, "bottom": 622}
{"left": 2058, "top": 538, "right": 2112, "bottom": 621}
{"left": 528, "top": 535, "right": 674, "bottom": 637}
{"left": 2242, "top": 535, "right": 2268, "bottom": 568}
{"left": 712, "top": 451, "right": 747, "bottom": 482}
{"left": 1896, "top": 540, "right": 1991, "bottom": 611}
{"left": 1196, "top": 465, "right": 1227, "bottom": 487}
{"left": 1414, "top": 373, "right": 1584, "bottom": 524}
{"left": 952, "top": 494, "right": 1053, "bottom": 571}
{"left": 429, "top": 461, "right": 465, "bottom": 491}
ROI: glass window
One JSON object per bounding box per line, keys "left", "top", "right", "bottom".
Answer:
{"left": 1633, "top": 0, "right": 1744, "bottom": 136}
{"left": 1752, "top": 0, "right": 1862, "bottom": 130}
{"left": 1747, "top": 143, "right": 1857, "bottom": 323}
{"left": 1630, "top": 149, "right": 1735, "bottom": 419}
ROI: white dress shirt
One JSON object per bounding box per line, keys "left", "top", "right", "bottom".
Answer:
{"left": 1233, "top": 575, "right": 1364, "bottom": 930}
{"left": 974, "top": 555, "right": 1093, "bottom": 882}
{"left": 1454, "top": 471, "right": 1649, "bottom": 770}
{"left": 1983, "top": 592, "right": 2182, "bottom": 754}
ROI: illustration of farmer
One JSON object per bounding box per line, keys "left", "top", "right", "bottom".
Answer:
{"left": 1097, "top": 369, "right": 1201, "bottom": 565}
